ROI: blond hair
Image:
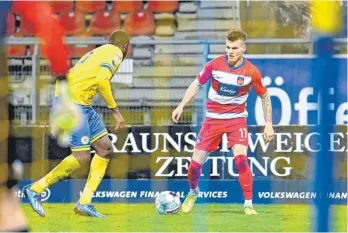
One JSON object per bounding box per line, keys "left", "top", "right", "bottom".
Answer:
{"left": 226, "top": 29, "right": 247, "bottom": 42}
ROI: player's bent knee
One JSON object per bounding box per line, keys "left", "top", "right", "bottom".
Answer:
{"left": 95, "top": 144, "right": 112, "bottom": 158}
{"left": 192, "top": 149, "right": 210, "bottom": 164}
{"left": 92, "top": 135, "right": 112, "bottom": 158}
{"left": 96, "top": 147, "right": 111, "bottom": 158}
{"left": 77, "top": 156, "right": 91, "bottom": 167}
{"left": 97, "top": 139, "right": 113, "bottom": 157}
{"left": 232, "top": 144, "right": 248, "bottom": 156}
{"left": 72, "top": 152, "right": 91, "bottom": 166}
{"left": 105, "top": 141, "right": 113, "bottom": 153}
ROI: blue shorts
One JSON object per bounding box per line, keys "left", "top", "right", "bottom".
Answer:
{"left": 53, "top": 98, "right": 108, "bottom": 152}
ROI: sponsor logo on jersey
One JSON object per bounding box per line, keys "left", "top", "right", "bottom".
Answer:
{"left": 237, "top": 76, "right": 244, "bottom": 86}
{"left": 218, "top": 83, "right": 239, "bottom": 97}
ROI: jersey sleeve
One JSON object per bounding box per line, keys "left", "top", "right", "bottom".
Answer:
{"left": 252, "top": 68, "right": 267, "bottom": 96}
{"left": 99, "top": 48, "right": 123, "bottom": 79}
{"left": 96, "top": 68, "right": 117, "bottom": 109}
{"left": 197, "top": 60, "right": 214, "bottom": 84}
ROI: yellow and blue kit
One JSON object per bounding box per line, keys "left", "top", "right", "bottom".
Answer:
{"left": 54, "top": 44, "right": 123, "bottom": 151}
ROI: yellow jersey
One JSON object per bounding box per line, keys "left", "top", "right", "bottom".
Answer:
{"left": 55, "top": 44, "right": 123, "bottom": 108}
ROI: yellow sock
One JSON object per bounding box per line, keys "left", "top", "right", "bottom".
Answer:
{"left": 79, "top": 154, "right": 109, "bottom": 205}
{"left": 31, "top": 154, "right": 80, "bottom": 193}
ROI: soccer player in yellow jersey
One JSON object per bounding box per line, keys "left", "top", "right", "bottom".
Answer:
{"left": 23, "top": 30, "right": 130, "bottom": 218}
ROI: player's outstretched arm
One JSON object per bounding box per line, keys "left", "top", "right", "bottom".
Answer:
{"left": 260, "top": 92, "right": 274, "bottom": 143}
{"left": 172, "top": 79, "right": 201, "bottom": 123}
{"left": 97, "top": 67, "right": 117, "bottom": 108}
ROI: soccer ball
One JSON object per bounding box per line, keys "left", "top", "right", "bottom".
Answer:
{"left": 155, "top": 191, "right": 181, "bottom": 214}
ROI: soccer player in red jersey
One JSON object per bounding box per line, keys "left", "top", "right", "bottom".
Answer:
{"left": 172, "top": 29, "right": 275, "bottom": 215}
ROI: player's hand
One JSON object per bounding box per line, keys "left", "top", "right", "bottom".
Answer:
{"left": 263, "top": 122, "right": 274, "bottom": 143}
{"left": 114, "top": 117, "right": 125, "bottom": 131}
{"left": 112, "top": 107, "right": 125, "bottom": 131}
{"left": 172, "top": 105, "right": 184, "bottom": 123}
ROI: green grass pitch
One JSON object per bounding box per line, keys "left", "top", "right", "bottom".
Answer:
{"left": 22, "top": 203, "right": 347, "bottom": 232}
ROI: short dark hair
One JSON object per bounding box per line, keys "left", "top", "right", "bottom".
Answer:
{"left": 109, "top": 29, "right": 129, "bottom": 47}
{"left": 109, "top": 29, "right": 130, "bottom": 60}
{"left": 226, "top": 29, "right": 247, "bottom": 42}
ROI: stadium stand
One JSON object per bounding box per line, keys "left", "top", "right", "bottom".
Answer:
{"left": 124, "top": 9, "right": 156, "bottom": 37}
{"left": 89, "top": 10, "right": 121, "bottom": 36}
{"left": 75, "top": 0, "right": 106, "bottom": 13}
{"left": 67, "top": 44, "right": 96, "bottom": 58}
{"left": 155, "top": 17, "right": 176, "bottom": 37}
{"left": 59, "top": 10, "right": 86, "bottom": 36}
{"left": 111, "top": 0, "right": 143, "bottom": 13}
{"left": 126, "top": 43, "right": 133, "bottom": 57}
{"left": 148, "top": 0, "right": 179, "bottom": 13}
{"left": 5, "top": 0, "right": 347, "bottom": 127}
{"left": 48, "top": 1, "right": 74, "bottom": 14}
{"left": 178, "top": 1, "right": 198, "bottom": 13}
{"left": 175, "top": 1, "right": 236, "bottom": 40}
{"left": 148, "top": 1, "right": 179, "bottom": 37}
{"left": 18, "top": 15, "right": 35, "bottom": 37}
{"left": 27, "top": 45, "right": 35, "bottom": 56}
{"left": 9, "top": 1, "right": 22, "bottom": 15}
{"left": 7, "top": 45, "right": 26, "bottom": 56}
{"left": 6, "top": 12, "right": 16, "bottom": 36}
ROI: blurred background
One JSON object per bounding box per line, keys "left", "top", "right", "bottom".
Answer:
{"left": 5, "top": 0, "right": 347, "bottom": 125}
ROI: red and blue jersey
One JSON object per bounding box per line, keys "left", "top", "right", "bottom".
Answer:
{"left": 197, "top": 55, "right": 267, "bottom": 119}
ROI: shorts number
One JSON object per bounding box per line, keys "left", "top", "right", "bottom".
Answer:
{"left": 239, "top": 128, "right": 248, "bottom": 139}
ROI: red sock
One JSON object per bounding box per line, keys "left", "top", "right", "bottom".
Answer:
{"left": 234, "top": 154, "right": 253, "bottom": 200}
{"left": 187, "top": 160, "right": 203, "bottom": 189}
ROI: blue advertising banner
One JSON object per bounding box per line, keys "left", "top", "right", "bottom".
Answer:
{"left": 206, "top": 57, "right": 348, "bottom": 126}
{"left": 17, "top": 179, "right": 347, "bottom": 204}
